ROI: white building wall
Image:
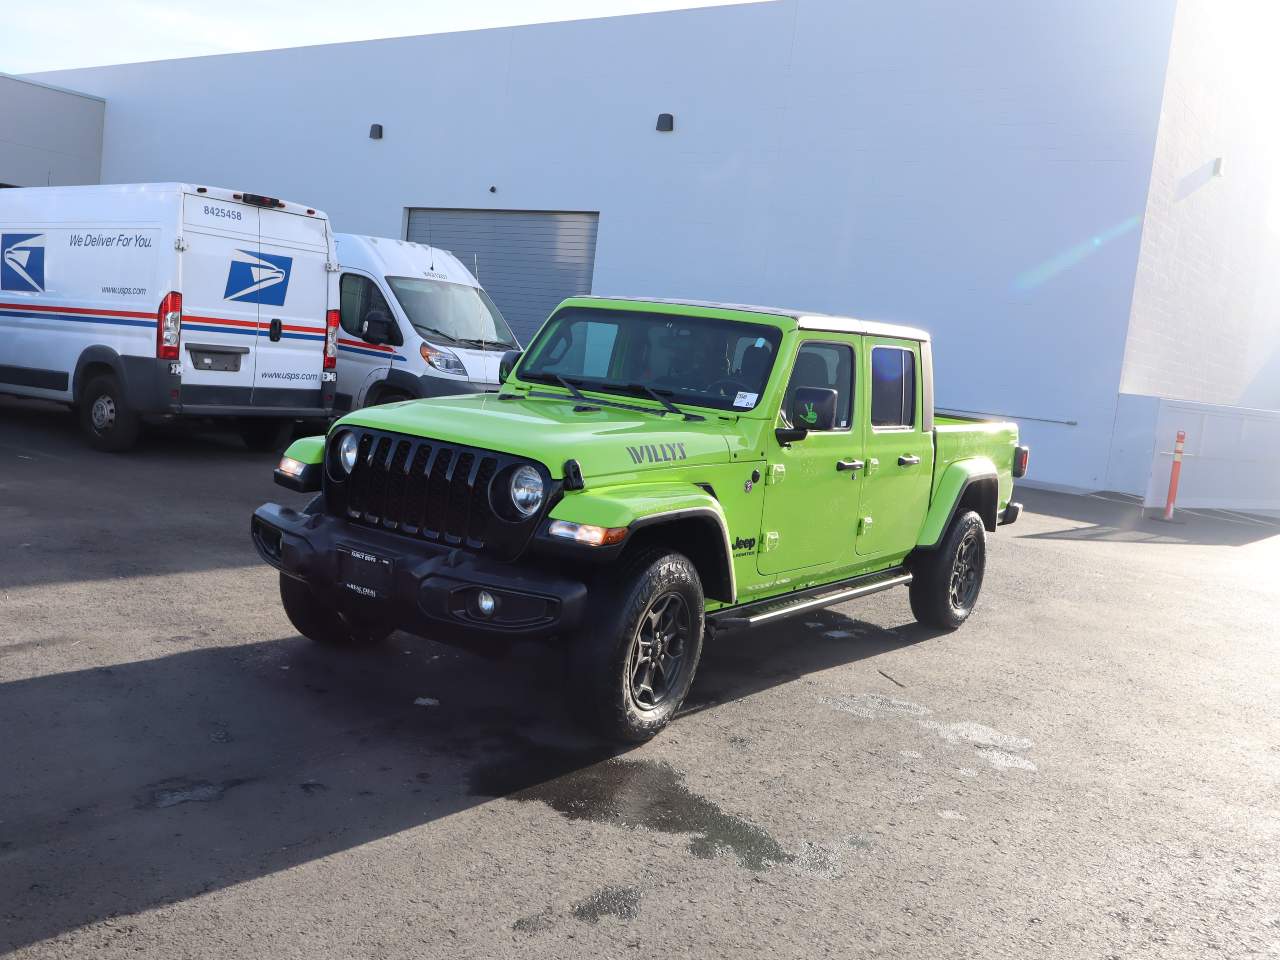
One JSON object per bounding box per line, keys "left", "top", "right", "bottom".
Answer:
{"left": 31, "top": 0, "right": 1179, "bottom": 490}
{"left": 0, "top": 75, "right": 104, "bottom": 187}
{"left": 1121, "top": 0, "right": 1280, "bottom": 411}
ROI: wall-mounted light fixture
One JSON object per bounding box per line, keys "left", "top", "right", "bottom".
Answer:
{"left": 369, "top": 123, "right": 384, "bottom": 140}
{"left": 1212, "top": 156, "right": 1225, "bottom": 178}
{"left": 656, "top": 113, "right": 675, "bottom": 133}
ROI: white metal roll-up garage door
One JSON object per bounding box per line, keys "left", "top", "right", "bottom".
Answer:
{"left": 405, "top": 208, "right": 599, "bottom": 344}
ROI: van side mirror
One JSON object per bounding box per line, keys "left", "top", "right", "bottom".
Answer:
{"left": 361, "top": 310, "right": 394, "bottom": 345}
{"left": 499, "top": 350, "right": 522, "bottom": 383}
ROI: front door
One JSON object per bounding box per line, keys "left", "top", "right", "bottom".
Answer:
{"left": 335, "top": 271, "right": 400, "bottom": 410}
{"left": 856, "top": 338, "right": 933, "bottom": 561}
{"left": 757, "top": 338, "right": 864, "bottom": 577}
{"left": 252, "top": 207, "right": 330, "bottom": 410}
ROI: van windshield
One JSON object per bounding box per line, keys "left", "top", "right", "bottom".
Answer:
{"left": 386, "top": 276, "right": 519, "bottom": 349}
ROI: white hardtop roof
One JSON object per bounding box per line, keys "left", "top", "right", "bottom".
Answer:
{"left": 587, "top": 296, "right": 931, "bottom": 343}
{"left": 0, "top": 182, "right": 329, "bottom": 219}
{"left": 334, "top": 234, "right": 481, "bottom": 288}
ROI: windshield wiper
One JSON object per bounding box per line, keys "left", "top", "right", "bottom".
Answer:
{"left": 624, "top": 383, "right": 704, "bottom": 421}
{"left": 551, "top": 374, "right": 602, "bottom": 412}
{"left": 455, "top": 336, "right": 514, "bottom": 350}
{"left": 412, "top": 324, "right": 460, "bottom": 344}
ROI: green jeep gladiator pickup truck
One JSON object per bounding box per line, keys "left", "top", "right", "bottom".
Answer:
{"left": 252, "top": 297, "right": 1028, "bottom": 741}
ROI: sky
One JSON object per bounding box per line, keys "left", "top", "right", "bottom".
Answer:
{"left": 2, "top": 0, "right": 753, "bottom": 74}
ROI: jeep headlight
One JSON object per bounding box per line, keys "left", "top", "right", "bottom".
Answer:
{"left": 509, "top": 465, "right": 544, "bottom": 517}
{"left": 337, "top": 431, "right": 359, "bottom": 474}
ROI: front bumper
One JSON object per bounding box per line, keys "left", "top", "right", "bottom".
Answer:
{"left": 251, "top": 502, "right": 587, "bottom": 642}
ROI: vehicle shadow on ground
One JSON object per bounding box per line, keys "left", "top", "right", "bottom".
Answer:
{"left": 0, "top": 613, "right": 933, "bottom": 951}
{"left": 1016, "top": 487, "right": 1279, "bottom": 548}
{"left": 1, "top": 397, "right": 313, "bottom": 590}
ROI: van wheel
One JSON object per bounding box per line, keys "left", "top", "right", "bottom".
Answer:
{"left": 79, "top": 374, "right": 141, "bottom": 452}
{"left": 371, "top": 390, "right": 411, "bottom": 407}
{"left": 278, "top": 574, "right": 392, "bottom": 645}
{"left": 909, "top": 510, "right": 987, "bottom": 630}
{"left": 239, "top": 418, "right": 291, "bottom": 452}
{"left": 568, "top": 548, "right": 705, "bottom": 742}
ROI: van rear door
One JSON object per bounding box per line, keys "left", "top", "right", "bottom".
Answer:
{"left": 253, "top": 207, "right": 329, "bottom": 410}
{"left": 180, "top": 195, "right": 260, "bottom": 407}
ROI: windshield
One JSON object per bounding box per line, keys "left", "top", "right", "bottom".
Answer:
{"left": 386, "top": 276, "right": 519, "bottom": 349}
{"left": 518, "top": 307, "right": 782, "bottom": 412}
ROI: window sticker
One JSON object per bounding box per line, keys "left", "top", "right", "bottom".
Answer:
{"left": 733, "top": 391, "right": 758, "bottom": 408}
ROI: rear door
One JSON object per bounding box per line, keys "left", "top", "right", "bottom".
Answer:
{"left": 180, "top": 195, "right": 260, "bottom": 406}
{"left": 855, "top": 338, "right": 934, "bottom": 561}
{"left": 253, "top": 208, "right": 330, "bottom": 410}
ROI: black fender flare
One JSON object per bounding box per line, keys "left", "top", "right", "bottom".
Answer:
{"left": 370, "top": 368, "right": 486, "bottom": 404}
{"left": 71, "top": 346, "right": 127, "bottom": 404}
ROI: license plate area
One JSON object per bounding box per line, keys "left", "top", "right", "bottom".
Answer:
{"left": 337, "top": 546, "right": 394, "bottom": 599}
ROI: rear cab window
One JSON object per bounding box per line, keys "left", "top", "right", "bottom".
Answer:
{"left": 870, "top": 344, "right": 918, "bottom": 430}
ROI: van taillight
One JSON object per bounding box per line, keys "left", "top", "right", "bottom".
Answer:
{"left": 157, "top": 291, "right": 182, "bottom": 361}
{"left": 324, "top": 309, "right": 339, "bottom": 369}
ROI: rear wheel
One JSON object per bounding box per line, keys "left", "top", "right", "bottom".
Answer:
{"left": 568, "top": 548, "right": 705, "bottom": 742}
{"left": 239, "top": 418, "right": 291, "bottom": 452}
{"left": 278, "top": 573, "right": 392, "bottom": 646}
{"left": 909, "top": 510, "right": 987, "bottom": 630}
{"left": 79, "top": 374, "right": 141, "bottom": 452}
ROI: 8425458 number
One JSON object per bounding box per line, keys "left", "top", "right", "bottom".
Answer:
{"left": 203, "top": 205, "right": 242, "bottom": 221}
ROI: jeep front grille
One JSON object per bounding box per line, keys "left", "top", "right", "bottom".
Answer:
{"left": 326, "top": 429, "right": 541, "bottom": 556}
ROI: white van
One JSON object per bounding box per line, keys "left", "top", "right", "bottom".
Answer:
{"left": 0, "top": 183, "right": 338, "bottom": 450}
{"left": 332, "top": 234, "right": 519, "bottom": 410}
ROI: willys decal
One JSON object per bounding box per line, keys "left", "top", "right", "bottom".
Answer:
{"left": 625, "top": 443, "right": 687, "bottom": 465}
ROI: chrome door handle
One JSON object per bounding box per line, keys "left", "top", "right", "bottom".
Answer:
{"left": 898, "top": 455, "right": 921, "bottom": 466}
{"left": 836, "top": 459, "right": 865, "bottom": 473}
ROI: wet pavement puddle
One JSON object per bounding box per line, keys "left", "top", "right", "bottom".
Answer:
{"left": 470, "top": 747, "right": 791, "bottom": 871}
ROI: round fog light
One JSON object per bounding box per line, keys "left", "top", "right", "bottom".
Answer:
{"left": 476, "top": 590, "right": 496, "bottom": 618}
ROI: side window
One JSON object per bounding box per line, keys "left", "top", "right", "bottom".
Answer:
{"left": 339, "top": 274, "right": 400, "bottom": 345}
{"left": 782, "top": 341, "right": 854, "bottom": 430}
{"left": 871, "top": 346, "right": 917, "bottom": 428}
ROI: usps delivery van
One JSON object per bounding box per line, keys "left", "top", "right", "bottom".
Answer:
{"left": 332, "top": 234, "right": 518, "bottom": 410}
{"left": 0, "top": 183, "right": 338, "bottom": 450}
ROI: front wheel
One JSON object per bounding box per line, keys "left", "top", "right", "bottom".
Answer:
{"left": 568, "top": 549, "right": 705, "bottom": 742}
{"left": 908, "top": 510, "right": 987, "bottom": 630}
{"left": 278, "top": 573, "right": 392, "bottom": 646}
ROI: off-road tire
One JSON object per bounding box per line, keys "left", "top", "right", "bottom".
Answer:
{"left": 569, "top": 548, "right": 705, "bottom": 743}
{"left": 239, "top": 418, "right": 291, "bottom": 452}
{"left": 278, "top": 573, "right": 393, "bottom": 646}
{"left": 909, "top": 510, "right": 987, "bottom": 630}
{"left": 79, "top": 374, "right": 142, "bottom": 452}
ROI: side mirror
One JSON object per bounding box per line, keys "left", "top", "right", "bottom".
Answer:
{"left": 361, "top": 310, "right": 394, "bottom": 345}
{"left": 499, "top": 349, "right": 522, "bottom": 383}
{"left": 791, "top": 386, "right": 838, "bottom": 431}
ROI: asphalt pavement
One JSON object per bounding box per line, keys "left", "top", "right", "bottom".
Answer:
{"left": 2, "top": 396, "right": 1277, "bottom": 959}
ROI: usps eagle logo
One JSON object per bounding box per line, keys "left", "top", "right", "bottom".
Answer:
{"left": 223, "top": 249, "right": 292, "bottom": 305}
{"left": 1, "top": 234, "right": 46, "bottom": 293}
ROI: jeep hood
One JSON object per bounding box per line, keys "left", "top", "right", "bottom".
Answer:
{"left": 338, "top": 392, "right": 733, "bottom": 479}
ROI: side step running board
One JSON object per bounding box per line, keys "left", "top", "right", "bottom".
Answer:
{"left": 708, "top": 568, "right": 912, "bottom": 631}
